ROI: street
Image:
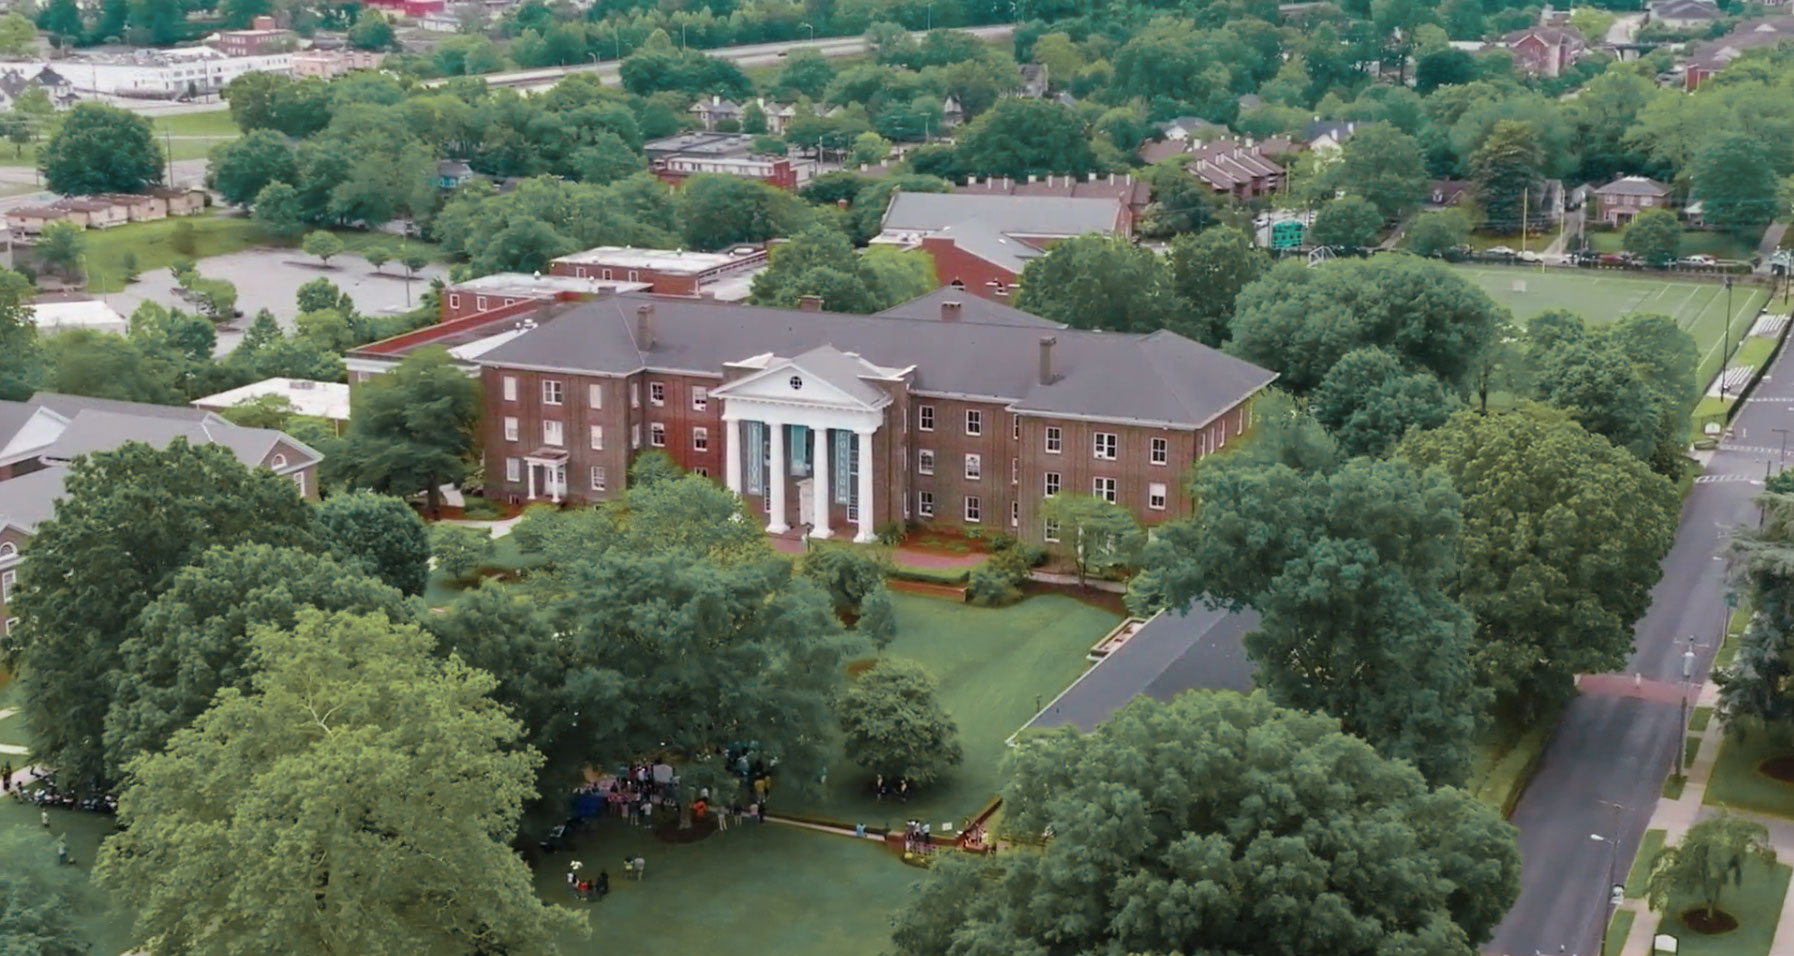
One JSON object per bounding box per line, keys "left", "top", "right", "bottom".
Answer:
{"left": 1483, "top": 335, "right": 1794, "bottom": 954}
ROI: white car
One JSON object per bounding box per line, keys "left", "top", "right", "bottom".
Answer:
{"left": 1516, "top": 250, "right": 1542, "bottom": 263}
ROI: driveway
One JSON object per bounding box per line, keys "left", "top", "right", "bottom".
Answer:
{"left": 1483, "top": 347, "right": 1794, "bottom": 954}
{"left": 104, "top": 247, "right": 450, "bottom": 356}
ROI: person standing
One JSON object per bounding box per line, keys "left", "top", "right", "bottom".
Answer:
{"left": 55, "top": 834, "right": 67, "bottom": 865}
{"left": 2, "top": 761, "right": 12, "bottom": 791}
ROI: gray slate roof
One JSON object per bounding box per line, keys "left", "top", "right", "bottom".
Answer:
{"left": 875, "top": 286, "right": 1064, "bottom": 329}
{"left": 881, "top": 192, "right": 1125, "bottom": 273}
{"left": 1594, "top": 176, "right": 1672, "bottom": 197}
{"left": 44, "top": 410, "right": 303, "bottom": 470}
{"left": 0, "top": 400, "right": 40, "bottom": 450}
{"left": 1024, "top": 604, "right": 1259, "bottom": 734}
{"left": 28, "top": 392, "right": 212, "bottom": 422}
{"left": 476, "top": 292, "right": 1276, "bottom": 429}
{"left": 785, "top": 345, "right": 892, "bottom": 407}
{"left": 0, "top": 464, "right": 68, "bottom": 533}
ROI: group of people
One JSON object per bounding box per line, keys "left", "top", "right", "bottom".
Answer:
{"left": 873, "top": 775, "right": 912, "bottom": 802}
{"left": 4, "top": 765, "right": 115, "bottom": 813}
{"left": 565, "top": 861, "right": 613, "bottom": 902}
{"left": 902, "top": 820, "right": 934, "bottom": 855}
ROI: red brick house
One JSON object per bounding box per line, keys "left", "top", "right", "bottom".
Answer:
{"left": 1187, "top": 141, "right": 1285, "bottom": 198}
{"left": 468, "top": 289, "right": 1275, "bottom": 544}
{"left": 547, "top": 246, "right": 768, "bottom": 297}
{"left": 1504, "top": 26, "right": 1587, "bottom": 76}
{"left": 1593, "top": 176, "right": 1673, "bottom": 226}
{"left": 873, "top": 192, "right": 1131, "bottom": 300}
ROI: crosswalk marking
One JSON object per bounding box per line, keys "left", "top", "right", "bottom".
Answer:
{"left": 1695, "top": 474, "right": 1765, "bottom": 484}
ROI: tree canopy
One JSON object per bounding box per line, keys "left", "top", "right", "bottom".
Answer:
{"left": 839, "top": 658, "right": 963, "bottom": 786}
{"left": 893, "top": 691, "right": 1520, "bottom": 956}
{"left": 328, "top": 348, "right": 482, "bottom": 513}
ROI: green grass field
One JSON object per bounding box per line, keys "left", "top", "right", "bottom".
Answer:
{"left": 1451, "top": 266, "right": 1771, "bottom": 388}
{"left": 784, "top": 591, "right": 1119, "bottom": 830}
{"left": 1653, "top": 859, "right": 1790, "bottom": 956}
{"left": 1704, "top": 731, "right": 1794, "bottom": 820}
{"left": 1585, "top": 228, "right": 1760, "bottom": 263}
{"left": 1626, "top": 828, "right": 1666, "bottom": 898}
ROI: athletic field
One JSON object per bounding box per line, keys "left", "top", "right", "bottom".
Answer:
{"left": 1451, "top": 265, "right": 1771, "bottom": 386}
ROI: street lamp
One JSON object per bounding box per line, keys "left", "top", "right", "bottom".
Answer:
{"left": 800, "top": 21, "right": 814, "bottom": 40}
{"left": 588, "top": 52, "right": 600, "bottom": 69}
{"left": 1775, "top": 427, "right": 1790, "bottom": 470}
{"left": 1722, "top": 276, "right": 1736, "bottom": 400}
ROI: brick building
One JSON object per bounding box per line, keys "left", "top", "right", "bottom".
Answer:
{"left": 547, "top": 246, "right": 768, "bottom": 298}
{"left": 1593, "top": 176, "right": 1673, "bottom": 226}
{"left": 643, "top": 132, "right": 819, "bottom": 191}
{"left": 468, "top": 288, "right": 1274, "bottom": 544}
{"left": 212, "top": 16, "right": 296, "bottom": 56}
{"left": 0, "top": 393, "right": 322, "bottom": 639}
{"left": 873, "top": 192, "right": 1131, "bottom": 300}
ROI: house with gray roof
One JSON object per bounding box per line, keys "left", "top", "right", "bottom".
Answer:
{"left": 1593, "top": 176, "right": 1674, "bottom": 226}
{"left": 873, "top": 191, "right": 1131, "bottom": 300}
{"left": 0, "top": 393, "right": 324, "bottom": 641}
{"left": 468, "top": 290, "right": 1274, "bottom": 545}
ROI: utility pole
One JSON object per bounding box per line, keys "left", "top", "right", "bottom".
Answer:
{"left": 1723, "top": 276, "right": 1736, "bottom": 400}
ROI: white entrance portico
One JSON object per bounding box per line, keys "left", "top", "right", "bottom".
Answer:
{"left": 711, "top": 345, "right": 903, "bottom": 543}
{"left": 522, "top": 448, "right": 568, "bottom": 503}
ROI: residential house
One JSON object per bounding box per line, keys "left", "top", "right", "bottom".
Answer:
{"left": 941, "top": 95, "right": 964, "bottom": 128}
{"left": 1504, "top": 25, "right": 1587, "bottom": 76}
{"left": 1649, "top": 0, "right": 1721, "bottom": 28}
{"left": 0, "top": 393, "right": 324, "bottom": 638}
{"left": 748, "top": 98, "right": 797, "bottom": 135}
{"left": 1154, "top": 116, "right": 1228, "bottom": 142}
{"left": 467, "top": 291, "right": 1275, "bottom": 545}
{"left": 1426, "top": 179, "right": 1470, "bottom": 208}
{"left": 1187, "top": 141, "right": 1285, "bottom": 198}
{"left": 874, "top": 191, "right": 1132, "bottom": 299}
{"left": 1593, "top": 175, "right": 1673, "bottom": 225}
{"left": 1302, "top": 118, "right": 1359, "bottom": 152}
{"left": 149, "top": 186, "right": 207, "bottom": 216}
{"left": 1683, "top": 17, "right": 1794, "bottom": 88}
{"left": 690, "top": 96, "right": 743, "bottom": 131}
{"left": 101, "top": 192, "right": 169, "bottom": 222}
{"left": 6, "top": 206, "right": 69, "bottom": 235}
{"left": 437, "top": 159, "right": 477, "bottom": 190}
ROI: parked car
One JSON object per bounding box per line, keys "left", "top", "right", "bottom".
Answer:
{"left": 1516, "top": 250, "right": 1542, "bottom": 263}
{"left": 1598, "top": 252, "right": 1635, "bottom": 266}
{"left": 1485, "top": 245, "right": 1517, "bottom": 258}
{"left": 1679, "top": 254, "right": 1717, "bottom": 267}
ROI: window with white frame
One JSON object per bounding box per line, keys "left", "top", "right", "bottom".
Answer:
{"left": 544, "top": 420, "right": 565, "bottom": 447}
{"left": 3, "top": 569, "right": 15, "bottom": 602}
{"left": 1094, "top": 476, "right": 1117, "bottom": 502}
{"left": 650, "top": 423, "right": 666, "bottom": 447}
{"left": 918, "top": 404, "right": 934, "bottom": 431}
{"left": 476, "top": 296, "right": 488, "bottom": 310}
{"left": 964, "top": 453, "right": 981, "bottom": 480}
{"left": 918, "top": 449, "right": 934, "bottom": 475}
{"left": 1010, "top": 457, "right": 1018, "bottom": 485}
{"left": 631, "top": 383, "right": 640, "bottom": 408}
{"left": 693, "top": 427, "right": 709, "bottom": 451}
{"left": 1149, "top": 482, "right": 1168, "bottom": 510}
{"left": 503, "top": 416, "right": 519, "bottom": 442}
{"left": 1045, "top": 426, "right": 1062, "bottom": 453}
{"left": 449, "top": 293, "right": 461, "bottom": 311}
{"left": 506, "top": 457, "right": 521, "bottom": 481}
{"left": 649, "top": 382, "right": 665, "bottom": 406}
{"left": 588, "top": 383, "right": 603, "bottom": 408}
{"left": 3, "top": 617, "right": 14, "bottom": 635}
{"left": 1151, "top": 437, "right": 1169, "bottom": 465}
{"left": 917, "top": 491, "right": 935, "bottom": 517}
{"left": 965, "top": 409, "right": 981, "bottom": 435}
{"left": 1012, "top": 415, "right": 1019, "bottom": 440}
{"left": 1094, "top": 432, "right": 1117, "bottom": 460}
{"left": 0, "top": 542, "right": 14, "bottom": 557}
{"left": 591, "top": 466, "right": 607, "bottom": 491}
{"left": 694, "top": 467, "right": 708, "bottom": 478}
{"left": 1044, "top": 518, "right": 1060, "bottom": 542}
{"left": 1010, "top": 500, "right": 1019, "bottom": 527}
{"left": 964, "top": 495, "right": 981, "bottom": 523}
{"left": 293, "top": 471, "right": 306, "bottom": 497}
{"left": 1044, "top": 471, "right": 1060, "bottom": 496}
{"left": 589, "top": 425, "right": 604, "bottom": 450}
{"left": 631, "top": 424, "right": 641, "bottom": 448}
{"left": 692, "top": 386, "right": 708, "bottom": 411}
{"left": 542, "top": 380, "right": 564, "bottom": 405}
{"left": 502, "top": 375, "right": 518, "bottom": 402}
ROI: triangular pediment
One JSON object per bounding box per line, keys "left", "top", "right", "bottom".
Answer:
{"left": 713, "top": 346, "right": 893, "bottom": 411}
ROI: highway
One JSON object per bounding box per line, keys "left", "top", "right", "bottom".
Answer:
{"left": 420, "top": 24, "right": 1016, "bottom": 93}
{"left": 1484, "top": 334, "right": 1794, "bottom": 955}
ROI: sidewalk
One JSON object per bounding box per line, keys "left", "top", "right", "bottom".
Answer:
{"left": 1613, "top": 679, "right": 1794, "bottom": 955}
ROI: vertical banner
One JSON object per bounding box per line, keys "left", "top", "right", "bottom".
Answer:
{"left": 789, "top": 425, "right": 808, "bottom": 476}
{"left": 834, "top": 428, "right": 851, "bottom": 504}
{"left": 745, "top": 420, "right": 764, "bottom": 494}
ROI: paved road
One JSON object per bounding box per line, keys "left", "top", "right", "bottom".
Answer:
{"left": 428, "top": 24, "right": 1016, "bottom": 93}
{"left": 1484, "top": 353, "right": 1794, "bottom": 955}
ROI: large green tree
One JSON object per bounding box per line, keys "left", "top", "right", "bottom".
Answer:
{"left": 839, "top": 658, "right": 963, "bottom": 787}
{"left": 1407, "top": 208, "right": 1472, "bottom": 258}
{"left": 1469, "top": 119, "right": 1542, "bottom": 234}
{"left": 95, "top": 608, "right": 584, "bottom": 956}
{"left": 676, "top": 173, "right": 813, "bottom": 251}
{"left": 1624, "top": 207, "right": 1683, "bottom": 267}
{"left": 1719, "top": 489, "right": 1794, "bottom": 730}
{"left": 1014, "top": 235, "right": 1178, "bottom": 333}
{"left": 1648, "top": 814, "right": 1779, "bottom": 923}
{"left": 40, "top": 103, "right": 163, "bottom": 195}
{"left": 1692, "top": 133, "right": 1782, "bottom": 234}
{"left": 1329, "top": 121, "right": 1429, "bottom": 217}
{"left": 208, "top": 129, "right": 296, "bottom": 207}
{"left": 1312, "top": 346, "right": 1461, "bottom": 457}
{"left": 953, "top": 98, "right": 1095, "bottom": 178}
{"left": 1166, "top": 225, "right": 1268, "bottom": 347}
{"left": 0, "top": 265, "right": 42, "bottom": 400}
{"left": 103, "top": 543, "right": 413, "bottom": 779}
{"left": 1309, "top": 194, "right": 1386, "bottom": 249}
{"left": 1402, "top": 405, "right": 1678, "bottom": 715}
{"left": 330, "top": 348, "right": 482, "bottom": 513}
{"left": 1130, "top": 453, "right": 1482, "bottom": 785}
{"left": 314, "top": 490, "right": 431, "bottom": 596}
{"left": 1229, "top": 255, "right": 1506, "bottom": 394}
{"left": 4, "top": 441, "right": 318, "bottom": 788}
{"left": 892, "top": 691, "right": 1520, "bottom": 956}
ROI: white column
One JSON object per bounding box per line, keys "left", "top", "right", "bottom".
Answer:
{"left": 854, "top": 428, "right": 876, "bottom": 543}
{"left": 526, "top": 460, "right": 537, "bottom": 500}
{"left": 551, "top": 464, "right": 564, "bottom": 504}
{"left": 723, "top": 415, "right": 742, "bottom": 496}
{"left": 810, "top": 426, "right": 831, "bottom": 539}
{"left": 766, "top": 422, "right": 788, "bottom": 533}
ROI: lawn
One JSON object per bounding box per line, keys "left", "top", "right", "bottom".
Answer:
{"left": 150, "top": 110, "right": 240, "bottom": 138}
{"left": 535, "top": 821, "right": 917, "bottom": 955}
{"left": 423, "top": 531, "right": 544, "bottom": 607}
{"left": 1450, "top": 266, "right": 1770, "bottom": 388}
{"left": 1465, "top": 719, "right": 1553, "bottom": 814}
{"left": 783, "top": 591, "right": 1120, "bottom": 830}
{"left": 1703, "top": 730, "right": 1794, "bottom": 819}
{"left": 1627, "top": 828, "right": 1666, "bottom": 898}
{"left": 1604, "top": 908, "right": 1635, "bottom": 956}
{"left": 0, "top": 666, "right": 27, "bottom": 751}
{"left": 1652, "top": 859, "right": 1790, "bottom": 956}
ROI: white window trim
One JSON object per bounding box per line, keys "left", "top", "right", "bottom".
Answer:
{"left": 693, "top": 426, "right": 709, "bottom": 451}
{"left": 1044, "top": 518, "right": 1060, "bottom": 542}
{"left": 918, "top": 405, "right": 935, "bottom": 431}
{"left": 589, "top": 425, "right": 604, "bottom": 451}
{"left": 1150, "top": 437, "right": 1169, "bottom": 466}
{"left": 542, "top": 380, "right": 563, "bottom": 406}
{"left": 588, "top": 383, "right": 603, "bottom": 409}
{"left": 502, "top": 375, "right": 518, "bottom": 402}
{"left": 965, "top": 409, "right": 981, "bottom": 436}
{"left": 649, "top": 381, "right": 666, "bottom": 407}
{"left": 692, "top": 387, "right": 708, "bottom": 411}
{"left": 1094, "top": 432, "right": 1117, "bottom": 461}
{"left": 963, "top": 495, "right": 982, "bottom": 523}
{"left": 1044, "top": 472, "right": 1060, "bottom": 497}
{"left": 918, "top": 491, "right": 935, "bottom": 517}
{"left": 1045, "top": 426, "right": 1062, "bottom": 454}
{"left": 918, "top": 450, "right": 934, "bottom": 475}
{"left": 1094, "top": 476, "right": 1117, "bottom": 503}
{"left": 649, "top": 423, "right": 666, "bottom": 447}
{"left": 505, "top": 457, "right": 521, "bottom": 481}
{"left": 543, "top": 420, "right": 565, "bottom": 447}
{"left": 1149, "top": 481, "right": 1168, "bottom": 511}
{"left": 503, "top": 417, "right": 519, "bottom": 442}
{"left": 964, "top": 453, "right": 981, "bottom": 480}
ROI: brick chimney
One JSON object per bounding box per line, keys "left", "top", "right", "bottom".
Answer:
{"left": 941, "top": 300, "right": 962, "bottom": 321}
{"left": 1038, "top": 335, "right": 1056, "bottom": 386}
{"left": 799, "top": 294, "right": 823, "bottom": 312}
{"left": 635, "top": 303, "right": 654, "bottom": 349}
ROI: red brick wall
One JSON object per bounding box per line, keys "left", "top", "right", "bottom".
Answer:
{"left": 439, "top": 294, "right": 544, "bottom": 324}
{"left": 919, "top": 237, "right": 1020, "bottom": 301}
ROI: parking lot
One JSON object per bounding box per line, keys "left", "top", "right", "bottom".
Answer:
{"left": 107, "top": 247, "right": 451, "bottom": 356}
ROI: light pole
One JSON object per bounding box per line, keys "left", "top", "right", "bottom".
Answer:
{"left": 1722, "top": 275, "right": 1736, "bottom": 400}
{"left": 1776, "top": 427, "right": 1790, "bottom": 471}
{"left": 1591, "top": 800, "right": 1629, "bottom": 956}
{"left": 588, "top": 52, "right": 599, "bottom": 70}
{"left": 800, "top": 21, "right": 813, "bottom": 40}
